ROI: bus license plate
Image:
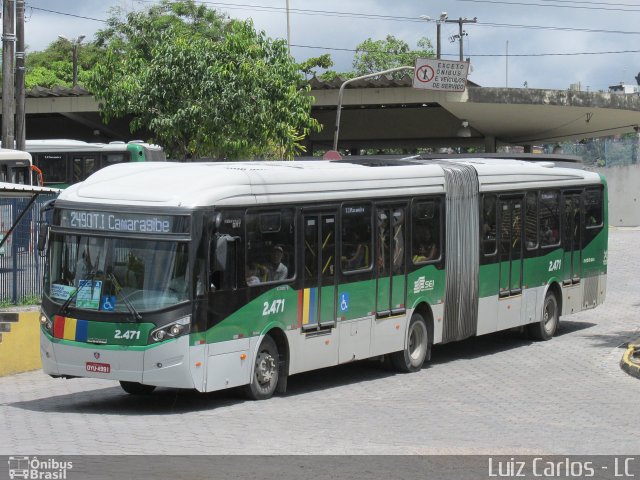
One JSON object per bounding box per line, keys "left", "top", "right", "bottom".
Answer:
{"left": 86, "top": 362, "right": 111, "bottom": 373}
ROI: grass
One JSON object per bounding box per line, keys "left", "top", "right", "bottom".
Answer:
{"left": 0, "top": 295, "right": 41, "bottom": 308}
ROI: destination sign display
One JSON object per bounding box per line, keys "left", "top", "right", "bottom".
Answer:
{"left": 59, "top": 209, "right": 189, "bottom": 234}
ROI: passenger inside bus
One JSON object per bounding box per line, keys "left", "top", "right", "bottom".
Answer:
{"left": 257, "top": 245, "right": 288, "bottom": 282}
{"left": 345, "top": 241, "right": 367, "bottom": 270}
{"left": 246, "top": 263, "right": 261, "bottom": 286}
{"left": 413, "top": 230, "right": 438, "bottom": 263}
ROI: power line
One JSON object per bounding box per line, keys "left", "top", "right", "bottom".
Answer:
{"left": 27, "top": 5, "right": 106, "bottom": 23}
{"left": 291, "top": 43, "right": 640, "bottom": 58}
{"left": 479, "top": 22, "right": 640, "bottom": 35}
{"left": 26, "top": 2, "right": 640, "bottom": 36}
{"left": 456, "top": 0, "right": 640, "bottom": 12}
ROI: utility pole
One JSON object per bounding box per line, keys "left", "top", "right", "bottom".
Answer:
{"left": 505, "top": 40, "right": 509, "bottom": 88}
{"left": 2, "top": 0, "right": 16, "bottom": 149}
{"left": 420, "top": 13, "right": 448, "bottom": 60}
{"left": 286, "top": 0, "right": 291, "bottom": 55}
{"left": 446, "top": 17, "right": 477, "bottom": 61}
{"left": 15, "top": 0, "right": 25, "bottom": 151}
{"left": 58, "top": 34, "right": 85, "bottom": 87}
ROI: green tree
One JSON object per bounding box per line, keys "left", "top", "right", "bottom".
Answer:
{"left": 25, "top": 39, "right": 103, "bottom": 88}
{"left": 316, "top": 35, "right": 434, "bottom": 82}
{"left": 299, "top": 54, "right": 334, "bottom": 79}
{"left": 352, "top": 35, "right": 433, "bottom": 79}
{"left": 88, "top": 0, "right": 319, "bottom": 160}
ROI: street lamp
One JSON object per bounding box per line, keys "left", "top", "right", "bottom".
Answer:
{"left": 58, "top": 34, "right": 85, "bottom": 86}
{"left": 420, "top": 12, "right": 448, "bottom": 59}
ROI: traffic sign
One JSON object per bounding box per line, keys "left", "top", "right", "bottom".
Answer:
{"left": 413, "top": 58, "right": 469, "bottom": 92}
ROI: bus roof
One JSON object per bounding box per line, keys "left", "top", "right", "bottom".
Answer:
{"left": 58, "top": 159, "right": 602, "bottom": 209}
{"left": 0, "top": 148, "right": 32, "bottom": 162}
{"left": 0, "top": 181, "right": 60, "bottom": 197}
{"left": 23, "top": 139, "right": 163, "bottom": 153}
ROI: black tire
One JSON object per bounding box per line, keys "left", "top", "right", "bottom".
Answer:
{"left": 244, "top": 335, "right": 279, "bottom": 400}
{"left": 528, "top": 291, "right": 560, "bottom": 340}
{"left": 120, "top": 381, "right": 156, "bottom": 395}
{"left": 390, "top": 313, "right": 429, "bottom": 373}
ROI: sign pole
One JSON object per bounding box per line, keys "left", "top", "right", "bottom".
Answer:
{"left": 333, "top": 66, "right": 414, "bottom": 152}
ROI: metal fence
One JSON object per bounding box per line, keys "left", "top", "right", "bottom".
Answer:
{"left": 0, "top": 194, "right": 57, "bottom": 305}
{"left": 554, "top": 136, "right": 639, "bottom": 167}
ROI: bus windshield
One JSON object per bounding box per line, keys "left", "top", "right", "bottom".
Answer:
{"left": 47, "top": 233, "right": 190, "bottom": 313}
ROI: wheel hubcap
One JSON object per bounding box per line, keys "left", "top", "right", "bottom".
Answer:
{"left": 544, "top": 299, "right": 556, "bottom": 332}
{"left": 409, "top": 323, "right": 426, "bottom": 363}
{"left": 256, "top": 352, "right": 276, "bottom": 385}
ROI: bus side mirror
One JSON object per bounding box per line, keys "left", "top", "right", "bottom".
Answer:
{"left": 37, "top": 199, "right": 55, "bottom": 256}
{"left": 210, "top": 234, "right": 238, "bottom": 291}
{"left": 37, "top": 222, "right": 49, "bottom": 255}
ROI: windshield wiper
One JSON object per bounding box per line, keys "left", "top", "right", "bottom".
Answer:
{"left": 107, "top": 271, "right": 142, "bottom": 322}
{"left": 57, "top": 270, "right": 98, "bottom": 316}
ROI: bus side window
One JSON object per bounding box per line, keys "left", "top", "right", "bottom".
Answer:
{"left": 584, "top": 187, "right": 603, "bottom": 228}
{"left": 412, "top": 199, "right": 441, "bottom": 264}
{"left": 341, "top": 204, "right": 372, "bottom": 272}
{"left": 245, "top": 209, "right": 295, "bottom": 285}
{"left": 583, "top": 187, "right": 604, "bottom": 246}
{"left": 525, "top": 191, "right": 539, "bottom": 250}
{"left": 481, "top": 195, "right": 497, "bottom": 256}
{"left": 540, "top": 190, "right": 560, "bottom": 248}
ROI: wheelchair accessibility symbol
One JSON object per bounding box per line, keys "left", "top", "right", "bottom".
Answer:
{"left": 101, "top": 295, "right": 116, "bottom": 311}
{"left": 339, "top": 293, "right": 349, "bottom": 312}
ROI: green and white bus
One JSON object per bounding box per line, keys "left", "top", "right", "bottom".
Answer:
{"left": 26, "top": 140, "right": 166, "bottom": 188}
{"left": 38, "top": 157, "right": 607, "bottom": 399}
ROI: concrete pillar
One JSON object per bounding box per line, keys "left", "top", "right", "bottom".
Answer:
{"left": 484, "top": 135, "right": 496, "bottom": 153}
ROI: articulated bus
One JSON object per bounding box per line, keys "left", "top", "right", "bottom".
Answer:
{"left": 26, "top": 140, "right": 165, "bottom": 188}
{"left": 38, "top": 158, "right": 607, "bottom": 399}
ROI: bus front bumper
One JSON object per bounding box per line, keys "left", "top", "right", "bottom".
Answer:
{"left": 40, "top": 331, "right": 196, "bottom": 389}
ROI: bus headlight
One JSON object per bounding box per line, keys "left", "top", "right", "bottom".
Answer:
{"left": 150, "top": 316, "right": 191, "bottom": 343}
{"left": 40, "top": 312, "right": 53, "bottom": 333}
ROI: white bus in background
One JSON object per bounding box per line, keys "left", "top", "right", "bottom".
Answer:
{"left": 25, "top": 139, "right": 165, "bottom": 188}
{"left": 0, "top": 149, "right": 36, "bottom": 185}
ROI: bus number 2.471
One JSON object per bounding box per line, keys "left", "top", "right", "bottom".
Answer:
{"left": 114, "top": 330, "right": 141, "bottom": 340}
{"left": 548, "top": 259, "right": 562, "bottom": 272}
{"left": 263, "top": 299, "right": 285, "bottom": 316}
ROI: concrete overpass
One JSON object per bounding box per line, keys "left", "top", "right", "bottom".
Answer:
{"left": 7, "top": 80, "right": 640, "bottom": 153}
{"left": 307, "top": 75, "right": 640, "bottom": 153}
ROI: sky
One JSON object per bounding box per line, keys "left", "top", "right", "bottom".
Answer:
{"left": 22, "top": 0, "right": 640, "bottom": 92}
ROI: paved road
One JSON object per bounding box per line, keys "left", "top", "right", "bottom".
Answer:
{"left": 1, "top": 228, "right": 639, "bottom": 456}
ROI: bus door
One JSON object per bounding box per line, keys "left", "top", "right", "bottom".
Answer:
{"left": 72, "top": 156, "right": 97, "bottom": 183}
{"left": 562, "top": 193, "right": 582, "bottom": 284}
{"left": 498, "top": 197, "right": 524, "bottom": 297}
{"left": 375, "top": 206, "right": 406, "bottom": 316}
{"left": 302, "top": 212, "right": 337, "bottom": 329}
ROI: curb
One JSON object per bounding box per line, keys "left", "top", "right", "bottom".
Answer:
{"left": 620, "top": 341, "right": 640, "bottom": 379}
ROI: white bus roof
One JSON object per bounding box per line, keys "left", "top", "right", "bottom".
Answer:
{"left": 0, "top": 181, "right": 60, "bottom": 197}
{"left": 23, "top": 139, "right": 163, "bottom": 153}
{"left": 57, "top": 159, "right": 602, "bottom": 209}
{"left": 0, "top": 148, "right": 32, "bottom": 162}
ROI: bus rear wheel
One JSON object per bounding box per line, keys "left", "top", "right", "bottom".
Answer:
{"left": 120, "top": 381, "right": 156, "bottom": 395}
{"left": 528, "top": 291, "right": 559, "bottom": 341}
{"left": 245, "top": 335, "right": 279, "bottom": 400}
{"left": 390, "top": 313, "right": 429, "bottom": 373}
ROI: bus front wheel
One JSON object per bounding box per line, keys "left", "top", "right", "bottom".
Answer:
{"left": 120, "top": 381, "right": 156, "bottom": 395}
{"left": 528, "top": 291, "right": 559, "bottom": 340}
{"left": 245, "top": 335, "right": 279, "bottom": 400}
{"left": 390, "top": 313, "right": 429, "bottom": 373}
